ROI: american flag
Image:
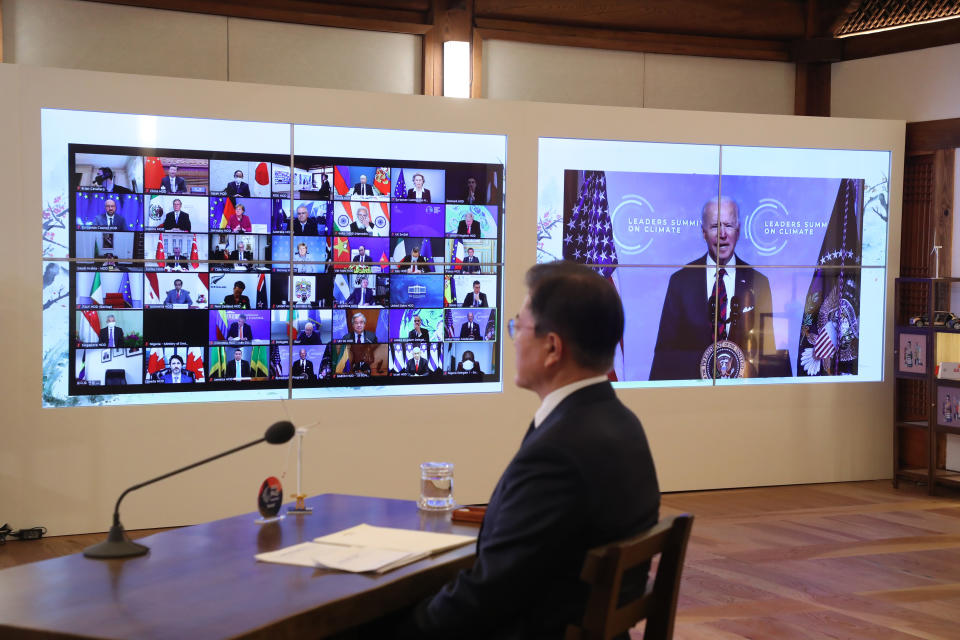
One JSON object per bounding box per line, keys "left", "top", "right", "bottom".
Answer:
{"left": 270, "top": 345, "right": 283, "bottom": 377}
{"left": 563, "top": 170, "right": 622, "bottom": 379}
{"left": 563, "top": 171, "right": 618, "bottom": 278}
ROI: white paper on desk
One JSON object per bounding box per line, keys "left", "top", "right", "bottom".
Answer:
{"left": 255, "top": 541, "right": 326, "bottom": 568}
{"left": 314, "top": 524, "right": 475, "bottom": 555}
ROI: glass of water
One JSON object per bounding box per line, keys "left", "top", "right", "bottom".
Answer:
{"left": 418, "top": 462, "right": 455, "bottom": 511}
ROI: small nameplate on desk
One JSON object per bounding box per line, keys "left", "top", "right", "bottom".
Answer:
{"left": 451, "top": 506, "right": 486, "bottom": 524}
{"left": 254, "top": 523, "right": 475, "bottom": 574}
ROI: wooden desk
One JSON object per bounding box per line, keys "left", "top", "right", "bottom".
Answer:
{"left": 0, "top": 494, "right": 477, "bottom": 639}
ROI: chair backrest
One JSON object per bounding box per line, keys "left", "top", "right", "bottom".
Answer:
{"left": 566, "top": 514, "right": 694, "bottom": 640}
{"left": 104, "top": 369, "right": 127, "bottom": 385}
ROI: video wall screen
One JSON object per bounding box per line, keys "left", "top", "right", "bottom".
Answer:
{"left": 42, "top": 110, "right": 505, "bottom": 406}
{"left": 537, "top": 139, "right": 890, "bottom": 386}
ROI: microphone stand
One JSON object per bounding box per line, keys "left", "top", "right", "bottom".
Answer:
{"left": 84, "top": 423, "right": 293, "bottom": 559}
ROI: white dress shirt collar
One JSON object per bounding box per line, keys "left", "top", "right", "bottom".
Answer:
{"left": 534, "top": 375, "right": 609, "bottom": 428}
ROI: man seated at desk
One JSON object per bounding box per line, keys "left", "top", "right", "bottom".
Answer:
{"left": 163, "top": 279, "right": 192, "bottom": 306}
{"left": 397, "top": 261, "right": 660, "bottom": 638}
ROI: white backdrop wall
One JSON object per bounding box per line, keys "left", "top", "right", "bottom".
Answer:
{"left": 1, "top": 0, "right": 421, "bottom": 93}
{"left": 481, "top": 40, "right": 795, "bottom": 114}
{"left": 0, "top": 63, "right": 903, "bottom": 536}
{"left": 832, "top": 43, "right": 960, "bottom": 122}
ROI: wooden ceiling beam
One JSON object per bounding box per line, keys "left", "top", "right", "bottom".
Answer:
{"left": 841, "top": 17, "right": 960, "bottom": 59}
{"left": 82, "top": 0, "right": 432, "bottom": 34}
{"left": 475, "top": 0, "right": 807, "bottom": 41}
{"left": 473, "top": 18, "right": 791, "bottom": 61}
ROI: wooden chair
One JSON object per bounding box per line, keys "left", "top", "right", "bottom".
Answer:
{"left": 566, "top": 514, "right": 694, "bottom": 640}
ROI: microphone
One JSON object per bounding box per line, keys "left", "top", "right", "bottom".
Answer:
{"left": 83, "top": 421, "right": 296, "bottom": 559}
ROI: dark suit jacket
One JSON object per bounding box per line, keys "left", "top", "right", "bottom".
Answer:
{"left": 408, "top": 327, "right": 430, "bottom": 341}
{"left": 346, "top": 287, "right": 376, "bottom": 305}
{"left": 230, "top": 250, "right": 253, "bottom": 261}
{"left": 225, "top": 359, "right": 251, "bottom": 378}
{"left": 222, "top": 294, "right": 250, "bottom": 308}
{"left": 352, "top": 254, "right": 373, "bottom": 263}
{"left": 412, "top": 382, "right": 660, "bottom": 638}
{"left": 342, "top": 331, "right": 377, "bottom": 344}
{"left": 406, "top": 358, "right": 429, "bottom": 374}
{"left": 162, "top": 211, "right": 191, "bottom": 231}
{"left": 295, "top": 331, "right": 321, "bottom": 345}
{"left": 166, "top": 255, "right": 189, "bottom": 270}
{"left": 457, "top": 220, "right": 481, "bottom": 238}
{"left": 649, "top": 254, "right": 790, "bottom": 380}
{"left": 463, "top": 256, "right": 481, "bottom": 273}
{"left": 406, "top": 188, "right": 431, "bottom": 202}
{"left": 225, "top": 181, "right": 250, "bottom": 197}
{"left": 292, "top": 359, "right": 315, "bottom": 380}
{"left": 459, "top": 322, "right": 481, "bottom": 339}
{"left": 317, "top": 182, "right": 331, "bottom": 199}
{"left": 353, "top": 182, "right": 375, "bottom": 196}
{"left": 93, "top": 212, "right": 128, "bottom": 230}
{"left": 462, "top": 292, "right": 488, "bottom": 308}
{"left": 161, "top": 371, "right": 194, "bottom": 384}
{"left": 160, "top": 176, "right": 187, "bottom": 193}
{"left": 98, "top": 326, "right": 124, "bottom": 345}
{"left": 399, "top": 255, "right": 429, "bottom": 272}
{"left": 464, "top": 190, "right": 485, "bottom": 205}
{"left": 293, "top": 218, "right": 318, "bottom": 235}
{"left": 227, "top": 322, "right": 253, "bottom": 342}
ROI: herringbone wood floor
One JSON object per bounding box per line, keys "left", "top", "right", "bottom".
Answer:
{"left": 651, "top": 480, "right": 960, "bottom": 640}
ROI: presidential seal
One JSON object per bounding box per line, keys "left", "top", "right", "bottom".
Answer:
{"left": 700, "top": 340, "right": 746, "bottom": 379}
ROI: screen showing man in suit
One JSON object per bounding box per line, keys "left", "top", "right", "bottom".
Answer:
{"left": 162, "top": 199, "right": 191, "bottom": 231}
{"left": 161, "top": 355, "right": 193, "bottom": 383}
{"left": 350, "top": 206, "right": 373, "bottom": 234}
{"left": 405, "top": 346, "right": 429, "bottom": 375}
{"left": 295, "top": 321, "right": 321, "bottom": 345}
{"left": 456, "top": 210, "right": 481, "bottom": 238}
{"left": 226, "top": 348, "right": 251, "bottom": 379}
{"left": 343, "top": 312, "right": 377, "bottom": 343}
{"left": 225, "top": 170, "right": 250, "bottom": 197}
{"left": 462, "top": 281, "right": 488, "bottom": 308}
{"left": 403, "top": 261, "right": 660, "bottom": 638}
{"left": 59, "top": 134, "right": 506, "bottom": 401}
{"left": 459, "top": 312, "right": 481, "bottom": 340}
{"left": 353, "top": 174, "right": 374, "bottom": 197}
{"left": 292, "top": 349, "right": 315, "bottom": 380}
{"left": 93, "top": 199, "right": 127, "bottom": 230}
{"left": 99, "top": 314, "right": 124, "bottom": 347}
{"left": 650, "top": 195, "right": 788, "bottom": 381}
{"left": 161, "top": 165, "right": 187, "bottom": 194}
{"left": 163, "top": 279, "right": 192, "bottom": 305}
{"left": 408, "top": 315, "right": 429, "bottom": 342}
{"left": 228, "top": 313, "right": 253, "bottom": 342}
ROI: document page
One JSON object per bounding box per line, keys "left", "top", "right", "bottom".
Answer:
{"left": 314, "top": 523, "right": 475, "bottom": 554}
{"left": 255, "top": 524, "right": 475, "bottom": 574}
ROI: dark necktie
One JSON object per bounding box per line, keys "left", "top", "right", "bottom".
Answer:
{"left": 709, "top": 268, "right": 728, "bottom": 339}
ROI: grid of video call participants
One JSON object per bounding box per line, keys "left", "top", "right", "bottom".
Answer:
{"left": 69, "top": 146, "right": 503, "bottom": 395}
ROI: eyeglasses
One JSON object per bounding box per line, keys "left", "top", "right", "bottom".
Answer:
{"left": 507, "top": 316, "right": 536, "bottom": 339}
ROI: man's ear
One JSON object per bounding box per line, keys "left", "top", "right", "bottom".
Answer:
{"left": 543, "top": 331, "right": 563, "bottom": 368}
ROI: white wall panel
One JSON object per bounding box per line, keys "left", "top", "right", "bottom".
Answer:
{"left": 227, "top": 18, "right": 420, "bottom": 94}
{"left": 832, "top": 43, "right": 960, "bottom": 122}
{"left": 643, "top": 53, "right": 794, "bottom": 114}
{"left": 2, "top": 0, "right": 228, "bottom": 80}
{"left": 482, "top": 40, "right": 645, "bottom": 107}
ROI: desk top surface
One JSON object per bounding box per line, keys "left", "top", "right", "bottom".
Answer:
{"left": 0, "top": 494, "right": 477, "bottom": 640}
